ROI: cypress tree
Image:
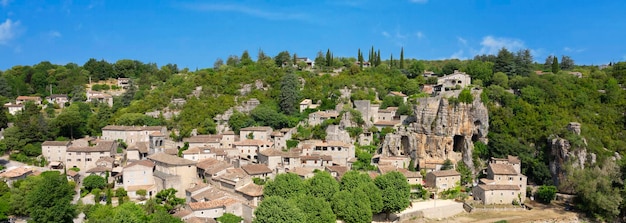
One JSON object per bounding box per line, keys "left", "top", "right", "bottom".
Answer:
{"left": 377, "top": 49, "right": 381, "bottom": 67}
{"left": 326, "top": 49, "right": 332, "bottom": 67}
{"left": 358, "top": 49, "right": 364, "bottom": 69}
{"left": 400, "top": 47, "right": 405, "bottom": 69}
{"left": 390, "top": 54, "right": 394, "bottom": 68}
{"left": 552, "top": 56, "right": 560, "bottom": 73}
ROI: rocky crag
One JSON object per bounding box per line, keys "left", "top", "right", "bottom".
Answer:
{"left": 380, "top": 90, "right": 489, "bottom": 170}
{"left": 548, "top": 122, "right": 595, "bottom": 192}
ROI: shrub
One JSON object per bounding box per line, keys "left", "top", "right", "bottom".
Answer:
{"left": 536, "top": 185, "right": 557, "bottom": 204}
{"left": 83, "top": 175, "right": 107, "bottom": 192}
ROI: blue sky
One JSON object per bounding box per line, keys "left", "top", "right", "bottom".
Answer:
{"left": 1, "top": 0, "right": 625, "bottom": 70}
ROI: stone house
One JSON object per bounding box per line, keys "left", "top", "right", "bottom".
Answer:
{"left": 4, "top": 104, "right": 24, "bottom": 115}
{"left": 184, "top": 135, "right": 222, "bottom": 149}
{"left": 86, "top": 91, "right": 113, "bottom": 107}
{"left": 215, "top": 168, "right": 250, "bottom": 192}
{"left": 236, "top": 182, "right": 263, "bottom": 206}
{"left": 325, "top": 166, "right": 349, "bottom": 179}
{"left": 353, "top": 100, "right": 379, "bottom": 126}
{"left": 42, "top": 141, "right": 71, "bottom": 163}
{"left": 221, "top": 131, "right": 237, "bottom": 148}
{"left": 148, "top": 153, "right": 198, "bottom": 198}
{"left": 15, "top": 96, "right": 41, "bottom": 105}
{"left": 241, "top": 164, "right": 273, "bottom": 179}
{"left": 101, "top": 125, "right": 167, "bottom": 145}
{"left": 65, "top": 140, "right": 116, "bottom": 170}
{"left": 126, "top": 142, "right": 149, "bottom": 161}
{"left": 197, "top": 159, "right": 232, "bottom": 183}
{"left": 472, "top": 156, "right": 527, "bottom": 205}
{"left": 122, "top": 160, "right": 157, "bottom": 199}
{"left": 436, "top": 70, "right": 471, "bottom": 91}
{"left": 188, "top": 198, "right": 241, "bottom": 219}
{"left": 239, "top": 126, "right": 273, "bottom": 141}
{"left": 299, "top": 99, "right": 320, "bottom": 112}
{"left": 374, "top": 156, "right": 411, "bottom": 168}
{"left": 388, "top": 91, "right": 408, "bottom": 103}
{"left": 117, "top": 78, "right": 131, "bottom": 88}
{"left": 301, "top": 140, "right": 355, "bottom": 166}
{"left": 45, "top": 94, "right": 69, "bottom": 107}
{"left": 425, "top": 169, "right": 461, "bottom": 192}
{"left": 300, "top": 155, "right": 332, "bottom": 168}
{"left": 270, "top": 128, "right": 294, "bottom": 150}
{"left": 307, "top": 110, "right": 339, "bottom": 126}
{"left": 233, "top": 139, "right": 273, "bottom": 162}
{"left": 257, "top": 149, "right": 301, "bottom": 170}
{"left": 288, "top": 167, "right": 317, "bottom": 179}
{"left": 378, "top": 165, "right": 422, "bottom": 185}
{"left": 182, "top": 147, "right": 217, "bottom": 161}
{"left": 377, "top": 107, "right": 398, "bottom": 122}
{"left": 0, "top": 166, "right": 33, "bottom": 186}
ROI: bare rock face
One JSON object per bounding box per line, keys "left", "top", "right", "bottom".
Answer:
{"left": 380, "top": 90, "right": 488, "bottom": 170}
{"left": 548, "top": 122, "right": 595, "bottom": 189}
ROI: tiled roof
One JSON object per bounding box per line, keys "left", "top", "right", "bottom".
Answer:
{"left": 171, "top": 210, "right": 192, "bottom": 218}
{"left": 126, "top": 184, "right": 155, "bottom": 192}
{"left": 507, "top": 155, "right": 521, "bottom": 164}
{"left": 191, "top": 188, "right": 227, "bottom": 202}
{"left": 184, "top": 135, "right": 222, "bottom": 143}
{"left": 127, "top": 142, "right": 149, "bottom": 153}
{"left": 86, "top": 166, "right": 112, "bottom": 173}
{"left": 96, "top": 156, "right": 115, "bottom": 164}
{"left": 374, "top": 120, "right": 401, "bottom": 126}
{"left": 233, "top": 139, "right": 272, "bottom": 147}
{"left": 16, "top": 96, "right": 40, "bottom": 101}
{"left": 66, "top": 170, "right": 79, "bottom": 177}
{"left": 196, "top": 158, "right": 222, "bottom": 170}
{"left": 185, "top": 183, "right": 209, "bottom": 193}
{"left": 182, "top": 147, "right": 211, "bottom": 154}
{"left": 311, "top": 111, "right": 339, "bottom": 118}
{"left": 186, "top": 217, "right": 217, "bottom": 223}
{"left": 188, "top": 198, "right": 239, "bottom": 210}
{"left": 125, "top": 160, "right": 155, "bottom": 169}
{"left": 325, "top": 166, "right": 348, "bottom": 177}
{"left": 102, "top": 125, "right": 164, "bottom": 131}
{"left": 241, "top": 164, "right": 272, "bottom": 175}
{"left": 148, "top": 153, "right": 196, "bottom": 166}
{"left": 489, "top": 163, "right": 518, "bottom": 175}
{"left": 429, "top": 169, "right": 460, "bottom": 177}
{"left": 236, "top": 182, "right": 263, "bottom": 197}
{"left": 397, "top": 168, "right": 422, "bottom": 178}
{"left": 313, "top": 140, "right": 352, "bottom": 148}
{"left": 288, "top": 167, "right": 316, "bottom": 178}
{"left": 42, "top": 141, "right": 71, "bottom": 146}
{"left": 0, "top": 167, "right": 32, "bottom": 178}
{"left": 240, "top": 126, "right": 273, "bottom": 132}
{"left": 477, "top": 184, "right": 520, "bottom": 191}
{"left": 67, "top": 140, "right": 115, "bottom": 152}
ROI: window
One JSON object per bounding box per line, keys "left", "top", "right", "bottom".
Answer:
{"left": 77, "top": 152, "right": 81, "bottom": 155}
{"left": 67, "top": 159, "right": 72, "bottom": 162}
{"left": 68, "top": 153, "right": 72, "bottom": 155}
{"left": 86, "top": 158, "right": 92, "bottom": 161}
{"left": 509, "top": 177, "right": 513, "bottom": 181}
{"left": 100, "top": 152, "right": 104, "bottom": 155}
{"left": 77, "top": 159, "right": 81, "bottom": 161}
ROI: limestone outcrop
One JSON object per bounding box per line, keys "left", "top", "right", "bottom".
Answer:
{"left": 380, "top": 90, "right": 488, "bottom": 170}
{"left": 548, "top": 122, "right": 595, "bottom": 190}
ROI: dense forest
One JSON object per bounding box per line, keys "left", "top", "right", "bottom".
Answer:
{"left": 0, "top": 47, "right": 625, "bottom": 221}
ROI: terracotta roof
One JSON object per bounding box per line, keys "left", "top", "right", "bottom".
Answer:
{"left": 149, "top": 131, "right": 164, "bottom": 137}
{"left": 97, "top": 156, "right": 115, "bottom": 164}
{"left": 377, "top": 165, "right": 398, "bottom": 174}
{"left": 217, "top": 168, "right": 249, "bottom": 184}
{"left": 147, "top": 153, "right": 197, "bottom": 166}
{"left": 389, "top": 91, "right": 407, "bottom": 97}
{"left": 397, "top": 168, "right": 422, "bottom": 178}
{"left": 86, "top": 166, "right": 112, "bottom": 173}
{"left": 270, "top": 131, "right": 284, "bottom": 137}
{"left": 16, "top": 96, "right": 40, "bottom": 101}
{"left": 184, "top": 135, "right": 222, "bottom": 143}
{"left": 191, "top": 188, "right": 228, "bottom": 202}
{"left": 125, "top": 160, "right": 155, "bottom": 169}
{"left": 102, "top": 125, "right": 164, "bottom": 131}
{"left": 172, "top": 210, "right": 192, "bottom": 218}
{"left": 127, "top": 142, "right": 149, "bottom": 153}
{"left": 288, "top": 167, "right": 316, "bottom": 178}
{"left": 236, "top": 182, "right": 263, "bottom": 197}
{"left": 223, "top": 131, "right": 235, "bottom": 135}
{"left": 42, "top": 141, "right": 71, "bottom": 146}
{"left": 429, "top": 169, "right": 460, "bottom": 177}
{"left": 240, "top": 126, "right": 273, "bottom": 132}
{"left": 164, "top": 148, "right": 178, "bottom": 155}
{"left": 188, "top": 198, "right": 239, "bottom": 210}
{"left": 507, "top": 155, "right": 521, "bottom": 164}
{"left": 186, "top": 183, "right": 209, "bottom": 193}
{"left": 300, "top": 155, "right": 332, "bottom": 161}
{"left": 233, "top": 139, "right": 272, "bottom": 147}
{"left": 182, "top": 147, "right": 212, "bottom": 154}
{"left": 325, "top": 166, "right": 348, "bottom": 177}
{"left": 479, "top": 178, "right": 495, "bottom": 184}
{"left": 374, "top": 120, "right": 401, "bottom": 126}
{"left": 313, "top": 140, "right": 352, "bottom": 148}
{"left": 477, "top": 184, "right": 520, "bottom": 191}
{"left": 489, "top": 163, "right": 518, "bottom": 175}
{"left": 241, "top": 164, "right": 272, "bottom": 175}
{"left": 0, "top": 167, "right": 32, "bottom": 178}
{"left": 196, "top": 158, "right": 222, "bottom": 170}
{"left": 311, "top": 111, "right": 339, "bottom": 118}
{"left": 258, "top": 149, "right": 283, "bottom": 157}
{"left": 66, "top": 170, "right": 79, "bottom": 177}
{"left": 67, "top": 141, "right": 115, "bottom": 152}
{"left": 202, "top": 162, "right": 232, "bottom": 176}
{"left": 126, "top": 185, "right": 155, "bottom": 191}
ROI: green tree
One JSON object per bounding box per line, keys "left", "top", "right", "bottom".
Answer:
{"left": 274, "top": 51, "right": 291, "bottom": 67}
{"left": 458, "top": 88, "right": 474, "bottom": 104}
{"left": 441, "top": 159, "right": 454, "bottom": 170}
{"left": 264, "top": 173, "right": 306, "bottom": 199}
{"left": 494, "top": 48, "right": 514, "bottom": 75}
{"left": 83, "top": 175, "right": 107, "bottom": 192}
{"left": 551, "top": 56, "right": 560, "bottom": 74}
{"left": 399, "top": 47, "right": 405, "bottom": 69}
{"left": 375, "top": 171, "right": 411, "bottom": 219}
{"left": 331, "top": 190, "right": 372, "bottom": 223}
{"left": 279, "top": 73, "right": 300, "bottom": 115}
{"left": 26, "top": 171, "right": 76, "bottom": 223}
{"left": 92, "top": 188, "right": 102, "bottom": 203}
{"left": 155, "top": 188, "right": 185, "bottom": 214}
{"left": 560, "top": 55, "right": 574, "bottom": 70}
{"left": 240, "top": 50, "right": 253, "bottom": 66}
{"left": 456, "top": 161, "right": 473, "bottom": 185}
{"left": 227, "top": 111, "right": 254, "bottom": 134}
{"left": 253, "top": 196, "right": 305, "bottom": 223}
{"left": 535, "top": 185, "right": 557, "bottom": 204}
{"left": 340, "top": 171, "right": 372, "bottom": 192}
{"left": 53, "top": 104, "right": 86, "bottom": 139}
{"left": 217, "top": 213, "right": 244, "bottom": 223}
{"left": 492, "top": 72, "right": 509, "bottom": 89}
{"left": 293, "top": 195, "right": 336, "bottom": 223}
{"left": 465, "top": 60, "right": 494, "bottom": 85}
{"left": 357, "top": 182, "right": 383, "bottom": 214}
{"left": 306, "top": 171, "right": 339, "bottom": 201}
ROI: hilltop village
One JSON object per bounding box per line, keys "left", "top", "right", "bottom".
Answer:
{"left": 0, "top": 68, "right": 532, "bottom": 222}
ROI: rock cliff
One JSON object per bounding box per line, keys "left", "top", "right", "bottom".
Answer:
{"left": 548, "top": 122, "right": 595, "bottom": 190}
{"left": 380, "top": 90, "right": 489, "bottom": 170}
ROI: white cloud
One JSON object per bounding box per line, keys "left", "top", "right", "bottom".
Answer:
{"left": 0, "top": 19, "right": 20, "bottom": 45}
{"left": 381, "top": 31, "right": 390, "bottom": 38}
{"left": 564, "top": 47, "right": 585, "bottom": 53}
{"left": 416, "top": 31, "right": 424, "bottom": 39}
{"left": 409, "top": 0, "right": 428, "bottom": 3}
{"left": 457, "top": 37, "right": 467, "bottom": 45}
{"left": 48, "top": 30, "right": 62, "bottom": 38}
{"left": 1, "top": 0, "right": 10, "bottom": 7}
{"left": 478, "top": 35, "right": 525, "bottom": 55}
{"left": 181, "top": 3, "right": 309, "bottom": 21}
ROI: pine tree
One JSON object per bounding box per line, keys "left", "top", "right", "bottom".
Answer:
{"left": 552, "top": 56, "right": 560, "bottom": 74}
{"left": 400, "top": 47, "right": 405, "bottom": 69}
